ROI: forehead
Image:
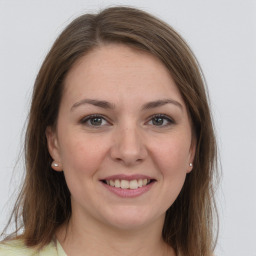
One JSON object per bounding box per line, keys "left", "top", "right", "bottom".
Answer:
{"left": 62, "top": 44, "right": 184, "bottom": 105}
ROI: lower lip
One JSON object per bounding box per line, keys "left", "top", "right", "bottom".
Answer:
{"left": 101, "top": 182, "right": 155, "bottom": 198}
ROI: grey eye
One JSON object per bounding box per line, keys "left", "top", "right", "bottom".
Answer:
{"left": 89, "top": 117, "right": 104, "bottom": 126}
{"left": 148, "top": 114, "right": 174, "bottom": 127}
{"left": 80, "top": 115, "right": 109, "bottom": 127}
{"left": 152, "top": 117, "right": 165, "bottom": 126}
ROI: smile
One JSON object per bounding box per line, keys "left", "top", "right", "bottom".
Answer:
{"left": 100, "top": 175, "right": 156, "bottom": 197}
{"left": 103, "top": 179, "right": 151, "bottom": 190}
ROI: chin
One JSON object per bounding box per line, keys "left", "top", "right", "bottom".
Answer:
{"left": 102, "top": 206, "right": 164, "bottom": 231}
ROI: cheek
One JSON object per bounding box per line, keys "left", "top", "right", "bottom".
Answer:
{"left": 58, "top": 135, "right": 109, "bottom": 200}
{"left": 152, "top": 137, "right": 190, "bottom": 208}
{"left": 58, "top": 134, "right": 108, "bottom": 177}
{"left": 153, "top": 135, "right": 191, "bottom": 174}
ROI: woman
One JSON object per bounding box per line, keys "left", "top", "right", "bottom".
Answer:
{"left": 0, "top": 6, "right": 218, "bottom": 256}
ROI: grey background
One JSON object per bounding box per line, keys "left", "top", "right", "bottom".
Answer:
{"left": 0, "top": 0, "right": 255, "bottom": 255}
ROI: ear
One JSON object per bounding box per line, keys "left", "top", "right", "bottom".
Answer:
{"left": 46, "top": 126, "right": 63, "bottom": 172}
{"left": 187, "top": 136, "right": 196, "bottom": 173}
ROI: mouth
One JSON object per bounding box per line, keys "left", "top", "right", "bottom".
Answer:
{"left": 100, "top": 178, "right": 156, "bottom": 190}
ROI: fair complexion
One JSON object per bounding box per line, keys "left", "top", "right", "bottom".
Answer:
{"left": 46, "top": 44, "right": 195, "bottom": 256}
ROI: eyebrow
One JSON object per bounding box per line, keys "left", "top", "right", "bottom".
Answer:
{"left": 141, "top": 99, "right": 183, "bottom": 111}
{"left": 71, "top": 99, "right": 115, "bottom": 111}
{"left": 71, "top": 98, "right": 183, "bottom": 111}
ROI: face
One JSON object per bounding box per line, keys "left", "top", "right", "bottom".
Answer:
{"left": 47, "top": 44, "right": 195, "bottom": 231}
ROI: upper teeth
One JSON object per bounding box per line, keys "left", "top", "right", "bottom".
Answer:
{"left": 106, "top": 179, "right": 149, "bottom": 189}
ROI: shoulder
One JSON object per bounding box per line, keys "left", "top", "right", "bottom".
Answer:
{"left": 0, "top": 239, "right": 35, "bottom": 256}
{"left": 0, "top": 239, "right": 62, "bottom": 256}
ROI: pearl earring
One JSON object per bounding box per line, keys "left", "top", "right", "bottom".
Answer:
{"left": 51, "top": 161, "right": 63, "bottom": 172}
{"left": 52, "top": 162, "right": 59, "bottom": 168}
{"left": 189, "top": 163, "right": 193, "bottom": 167}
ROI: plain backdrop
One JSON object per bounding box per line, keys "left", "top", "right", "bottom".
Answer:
{"left": 0, "top": 0, "right": 255, "bottom": 255}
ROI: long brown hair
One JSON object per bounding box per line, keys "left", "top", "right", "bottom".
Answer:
{"left": 2, "top": 6, "right": 218, "bottom": 255}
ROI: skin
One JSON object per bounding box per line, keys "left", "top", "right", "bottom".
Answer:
{"left": 46, "top": 44, "right": 195, "bottom": 256}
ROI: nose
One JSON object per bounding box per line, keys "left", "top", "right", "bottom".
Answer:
{"left": 110, "top": 124, "right": 148, "bottom": 166}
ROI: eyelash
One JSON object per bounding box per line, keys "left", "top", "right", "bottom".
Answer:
{"left": 80, "top": 114, "right": 110, "bottom": 127}
{"left": 80, "top": 114, "right": 175, "bottom": 128}
{"left": 147, "top": 114, "right": 175, "bottom": 127}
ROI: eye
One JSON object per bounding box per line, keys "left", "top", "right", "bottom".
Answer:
{"left": 148, "top": 114, "right": 174, "bottom": 127}
{"left": 80, "top": 114, "right": 109, "bottom": 127}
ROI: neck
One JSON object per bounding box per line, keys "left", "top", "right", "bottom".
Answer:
{"left": 56, "top": 214, "right": 175, "bottom": 256}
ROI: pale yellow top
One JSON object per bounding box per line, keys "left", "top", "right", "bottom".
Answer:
{"left": 0, "top": 239, "right": 67, "bottom": 256}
